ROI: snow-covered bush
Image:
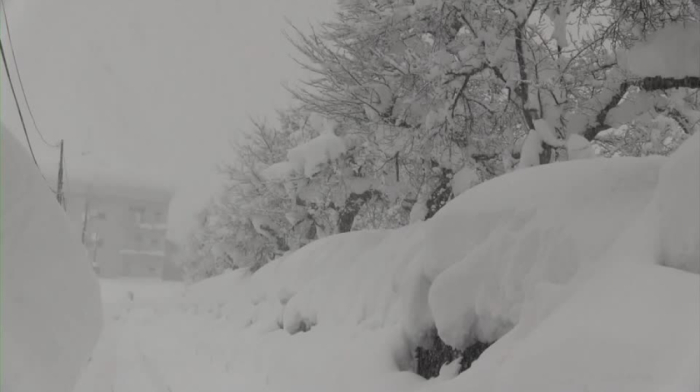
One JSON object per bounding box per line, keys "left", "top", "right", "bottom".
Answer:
{"left": 185, "top": 0, "right": 700, "bottom": 281}
{"left": 177, "top": 133, "right": 698, "bottom": 391}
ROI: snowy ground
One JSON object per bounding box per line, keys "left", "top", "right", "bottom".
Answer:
{"left": 73, "top": 279, "right": 184, "bottom": 392}
{"left": 73, "top": 276, "right": 420, "bottom": 392}
{"left": 71, "top": 134, "right": 700, "bottom": 392}
{"left": 74, "top": 279, "right": 283, "bottom": 392}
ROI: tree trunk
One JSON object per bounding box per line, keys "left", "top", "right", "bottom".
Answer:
{"left": 337, "top": 189, "right": 382, "bottom": 233}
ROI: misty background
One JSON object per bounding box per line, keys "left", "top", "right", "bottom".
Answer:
{"left": 0, "top": 0, "right": 336, "bottom": 243}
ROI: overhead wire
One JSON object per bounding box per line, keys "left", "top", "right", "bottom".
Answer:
{"left": 0, "top": 0, "right": 62, "bottom": 194}
{"left": 0, "top": 0, "right": 59, "bottom": 149}
{"left": 0, "top": 38, "right": 40, "bottom": 167}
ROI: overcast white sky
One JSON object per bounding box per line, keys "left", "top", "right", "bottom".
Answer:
{"left": 1, "top": 0, "right": 336, "bottom": 242}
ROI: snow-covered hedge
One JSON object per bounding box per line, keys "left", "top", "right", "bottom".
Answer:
{"left": 181, "top": 134, "right": 699, "bottom": 391}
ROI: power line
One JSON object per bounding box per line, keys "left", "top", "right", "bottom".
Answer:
{"left": 0, "top": 0, "right": 59, "bottom": 149}
{"left": 0, "top": 38, "right": 39, "bottom": 167}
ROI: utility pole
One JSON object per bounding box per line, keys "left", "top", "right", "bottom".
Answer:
{"left": 81, "top": 197, "right": 89, "bottom": 245}
{"left": 81, "top": 184, "right": 94, "bottom": 246}
{"left": 56, "top": 139, "right": 65, "bottom": 209}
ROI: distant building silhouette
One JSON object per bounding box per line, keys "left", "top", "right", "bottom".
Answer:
{"left": 65, "top": 181, "right": 182, "bottom": 279}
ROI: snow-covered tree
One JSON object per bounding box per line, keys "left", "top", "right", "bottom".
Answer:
{"left": 183, "top": 0, "right": 699, "bottom": 281}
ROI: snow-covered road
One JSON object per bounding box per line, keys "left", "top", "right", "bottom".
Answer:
{"left": 73, "top": 279, "right": 180, "bottom": 392}
{"left": 73, "top": 279, "right": 270, "bottom": 392}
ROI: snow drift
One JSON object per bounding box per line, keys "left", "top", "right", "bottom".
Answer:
{"left": 1, "top": 125, "right": 103, "bottom": 392}
{"left": 179, "top": 134, "right": 698, "bottom": 391}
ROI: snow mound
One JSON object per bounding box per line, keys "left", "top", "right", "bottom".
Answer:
{"left": 179, "top": 135, "right": 699, "bottom": 391}
{"left": 434, "top": 261, "right": 699, "bottom": 392}
{"left": 287, "top": 132, "right": 347, "bottom": 177}
{"left": 656, "top": 132, "right": 700, "bottom": 273}
{"left": 517, "top": 130, "right": 544, "bottom": 169}
{"left": 193, "top": 155, "right": 665, "bottom": 347}
{"left": 451, "top": 165, "right": 479, "bottom": 196}
{"left": 566, "top": 133, "right": 595, "bottom": 160}
{"left": 424, "top": 156, "right": 664, "bottom": 348}
{"left": 1, "top": 124, "right": 103, "bottom": 392}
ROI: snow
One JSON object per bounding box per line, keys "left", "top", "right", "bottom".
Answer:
{"left": 262, "top": 161, "right": 298, "bottom": 181}
{"left": 1, "top": 124, "right": 103, "bottom": 392}
{"left": 451, "top": 165, "right": 479, "bottom": 196}
{"left": 517, "top": 130, "right": 544, "bottom": 169}
{"left": 410, "top": 199, "right": 429, "bottom": 223}
{"left": 287, "top": 132, "right": 347, "bottom": 178}
{"left": 622, "top": 22, "right": 700, "bottom": 78}
{"left": 426, "top": 155, "right": 664, "bottom": 348}
{"left": 545, "top": 0, "right": 573, "bottom": 49}
{"left": 433, "top": 261, "right": 699, "bottom": 392}
{"left": 566, "top": 133, "right": 595, "bottom": 160}
{"left": 534, "top": 119, "right": 564, "bottom": 148}
{"left": 656, "top": 132, "right": 700, "bottom": 273}
{"left": 668, "top": 89, "right": 700, "bottom": 135}
{"left": 72, "top": 135, "right": 698, "bottom": 392}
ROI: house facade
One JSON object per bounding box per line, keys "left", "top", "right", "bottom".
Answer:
{"left": 65, "top": 182, "right": 180, "bottom": 279}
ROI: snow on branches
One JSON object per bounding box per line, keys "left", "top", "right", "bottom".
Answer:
{"left": 182, "top": 0, "right": 700, "bottom": 280}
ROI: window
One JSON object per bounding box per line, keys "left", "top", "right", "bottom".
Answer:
{"left": 150, "top": 238, "right": 159, "bottom": 247}
{"left": 155, "top": 211, "right": 163, "bottom": 222}
{"left": 96, "top": 212, "right": 107, "bottom": 220}
{"left": 134, "top": 233, "right": 143, "bottom": 243}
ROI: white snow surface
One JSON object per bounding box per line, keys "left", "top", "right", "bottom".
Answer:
{"left": 451, "top": 165, "right": 479, "bottom": 196}
{"left": 566, "top": 133, "right": 595, "bottom": 160}
{"left": 656, "top": 132, "right": 700, "bottom": 273}
{"left": 622, "top": 22, "right": 700, "bottom": 78}
{"left": 261, "top": 161, "right": 298, "bottom": 181}
{"left": 287, "top": 132, "right": 347, "bottom": 178}
{"left": 410, "top": 199, "right": 429, "bottom": 223}
{"left": 533, "top": 118, "right": 565, "bottom": 147}
{"left": 74, "top": 136, "right": 699, "bottom": 392}
{"left": 517, "top": 130, "right": 544, "bottom": 169}
{"left": 1, "top": 124, "right": 103, "bottom": 392}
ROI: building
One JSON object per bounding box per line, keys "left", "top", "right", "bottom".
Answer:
{"left": 64, "top": 181, "right": 180, "bottom": 279}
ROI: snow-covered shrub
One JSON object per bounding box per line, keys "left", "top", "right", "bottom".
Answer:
{"left": 187, "top": 0, "right": 700, "bottom": 282}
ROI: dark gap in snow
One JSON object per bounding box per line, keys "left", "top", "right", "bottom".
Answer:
{"left": 414, "top": 329, "right": 492, "bottom": 379}
{"left": 460, "top": 340, "right": 491, "bottom": 371}
{"left": 425, "top": 165, "right": 454, "bottom": 220}
{"left": 288, "top": 319, "right": 314, "bottom": 335}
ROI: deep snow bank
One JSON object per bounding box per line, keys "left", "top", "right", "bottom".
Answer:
{"left": 233, "top": 156, "right": 665, "bottom": 348}
{"left": 656, "top": 132, "right": 700, "bottom": 273}
{"left": 1, "top": 125, "right": 103, "bottom": 392}
{"left": 434, "top": 261, "right": 700, "bottom": 392}
{"left": 182, "top": 135, "right": 698, "bottom": 391}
